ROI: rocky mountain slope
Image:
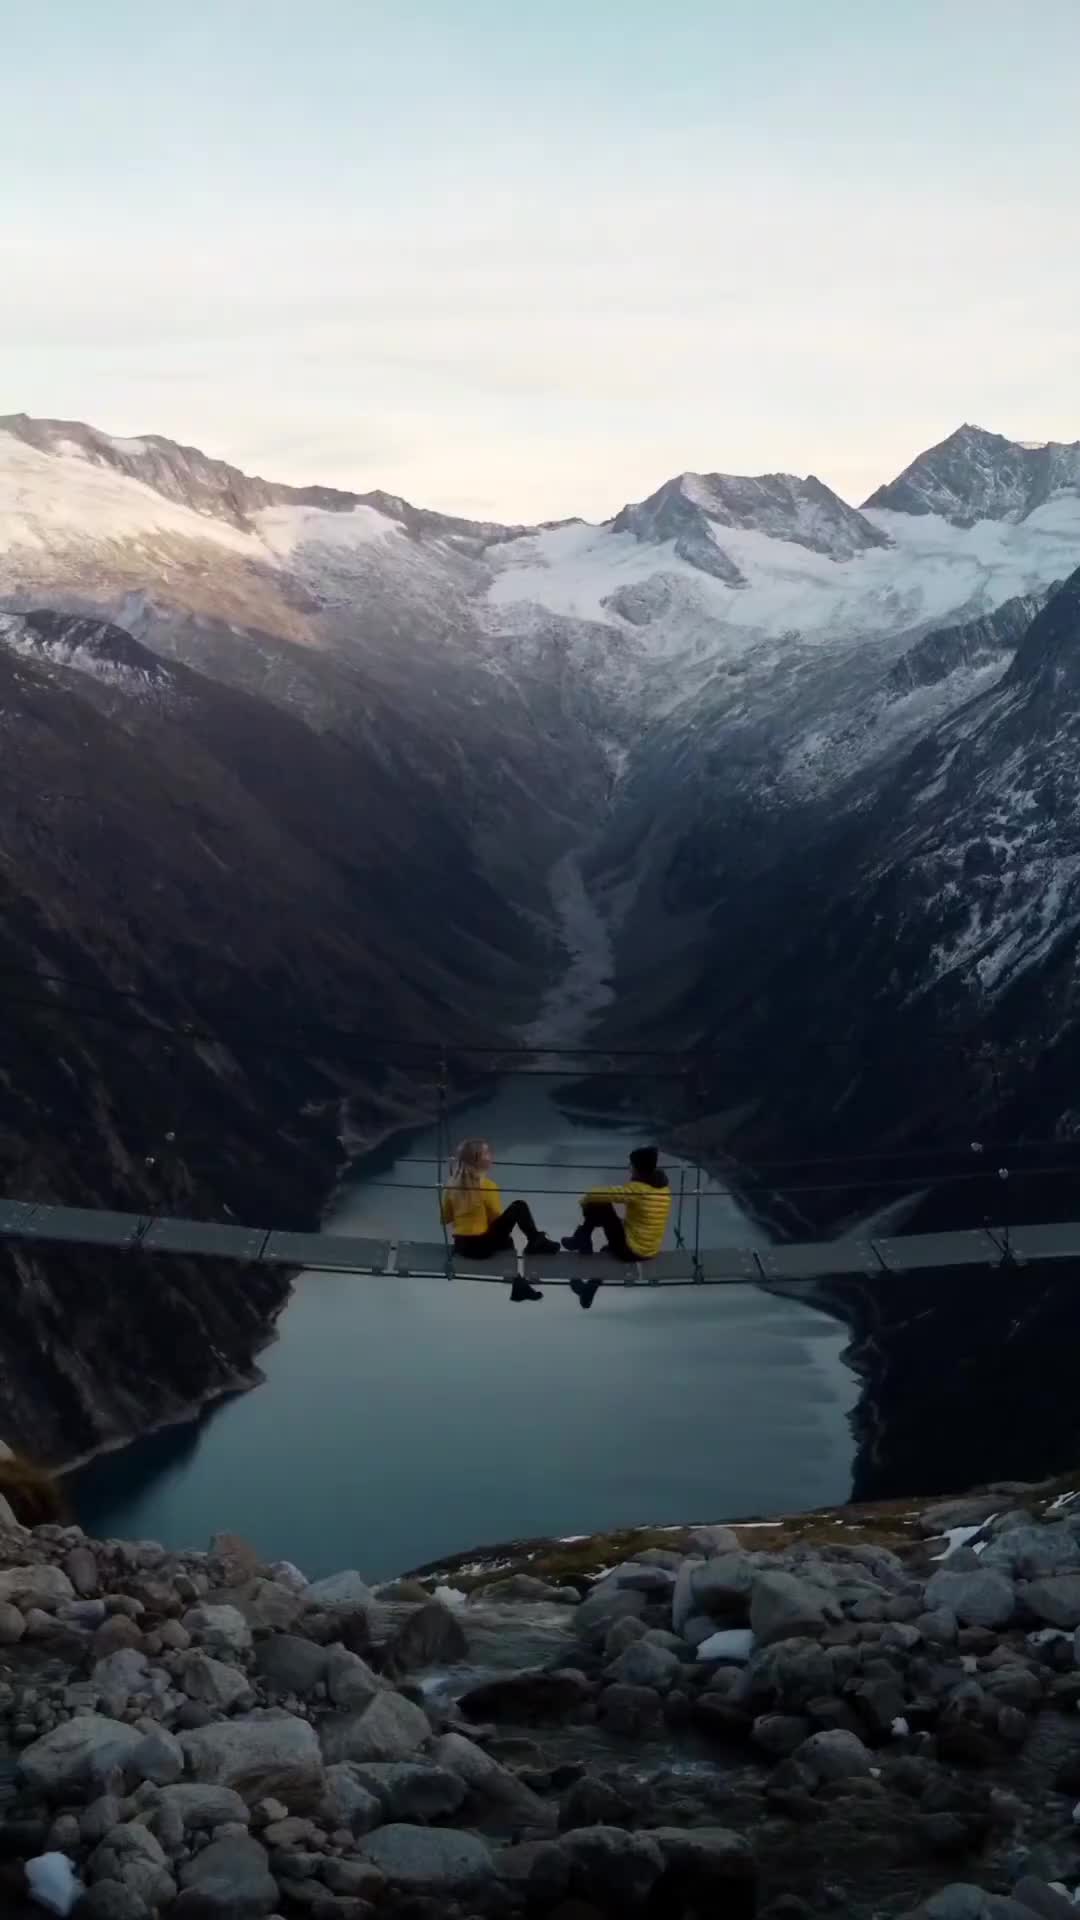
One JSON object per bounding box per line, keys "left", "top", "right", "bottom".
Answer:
{"left": 6, "top": 1483, "right": 1080, "bottom": 1919}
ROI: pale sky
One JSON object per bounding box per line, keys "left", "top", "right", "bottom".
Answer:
{"left": 3, "top": 0, "right": 1079, "bottom": 523}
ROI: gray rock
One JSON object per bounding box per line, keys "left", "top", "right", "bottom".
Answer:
{"left": 924, "top": 1568, "right": 1016, "bottom": 1628}
{"left": 181, "top": 1604, "right": 253, "bottom": 1655}
{"left": 0, "top": 1599, "right": 26, "bottom": 1643}
{"left": 648, "top": 1824, "right": 755, "bottom": 1890}
{"left": 158, "top": 1784, "right": 251, "bottom": 1831}
{"left": 65, "top": 1546, "right": 101, "bottom": 1597}
{"left": 81, "top": 1796, "right": 124, "bottom": 1844}
{"left": 1023, "top": 1575, "right": 1080, "bottom": 1629}
{"left": 130, "top": 1728, "right": 184, "bottom": 1786}
{"left": 496, "top": 1839, "right": 570, "bottom": 1904}
{"left": 752, "top": 1713, "right": 812, "bottom": 1757}
{"left": 229, "top": 1580, "right": 305, "bottom": 1633}
{"left": 458, "top": 1665, "right": 591, "bottom": 1723}
{"left": 384, "top": 1599, "right": 469, "bottom": 1674}
{"left": 320, "top": 1857, "right": 386, "bottom": 1899}
{"left": 672, "top": 1557, "right": 706, "bottom": 1634}
{"left": 882, "top": 1621, "right": 922, "bottom": 1652}
{"left": 600, "top": 1682, "right": 663, "bottom": 1734}
{"left": 88, "top": 1821, "right": 169, "bottom": 1891}
{"left": 347, "top": 1761, "right": 466, "bottom": 1823}
{"left": 360, "top": 1822, "right": 494, "bottom": 1892}
{"left": 0, "top": 1563, "right": 74, "bottom": 1608}
{"left": 18, "top": 1714, "right": 144, "bottom": 1799}
{"left": 319, "top": 1689, "right": 430, "bottom": 1764}
{"left": 982, "top": 1526, "right": 1080, "bottom": 1580}
{"left": 157, "top": 1620, "right": 192, "bottom": 1653}
{"left": 1012, "top": 1878, "right": 1079, "bottom": 1920}
{"left": 177, "top": 1833, "right": 277, "bottom": 1916}
{"left": 92, "top": 1648, "right": 152, "bottom": 1704}
{"left": 254, "top": 1635, "right": 329, "bottom": 1698}
{"left": 324, "top": 1649, "right": 380, "bottom": 1711}
{"left": 557, "top": 1824, "right": 664, "bottom": 1906}
{"left": 178, "top": 1651, "right": 255, "bottom": 1712}
{"left": 917, "top": 1495, "right": 1008, "bottom": 1536}
{"left": 604, "top": 1639, "right": 682, "bottom": 1693}
{"left": 320, "top": 1764, "right": 383, "bottom": 1836}
{"left": 304, "top": 1571, "right": 374, "bottom": 1614}
{"left": 573, "top": 1584, "right": 648, "bottom": 1647}
{"left": 792, "top": 1729, "right": 874, "bottom": 1784}
{"left": 604, "top": 1614, "right": 649, "bottom": 1659}
{"left": 76, "top": 1882, "right": 151, "bottom": 1920}
{"left": 431, "top": 1730, "right": 554, "bottom": 1826}
{"left": 748, "top": 1637, "right": 837, "bottom": 1708}
{"left": 918, "top": 1607, "right": 959, "bottom": 1644}
{"left": 691, "top": 1552, "right": 755, "bottom": 1623}
{"left": 750, "top": 1571, "right": 833, "bottom": 1646}
{"left": 179, "top": 1712, "right": 324, "bottom": 1808}
{"left": 598, "top": 1561, "right": 676, "bottom": 1595}
{"left": 687, "top": 1525, "right": 741, "bottom": 1557}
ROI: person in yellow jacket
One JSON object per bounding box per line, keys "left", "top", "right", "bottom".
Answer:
{"left": 562, "top": 1145, "right": 671, "bottom": 1308}
{"left": 441, "top": 1138, "right": 559, "bottom": 1303}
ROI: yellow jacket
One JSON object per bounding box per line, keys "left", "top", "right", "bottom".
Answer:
{"left": 441, "top": 1175, "right": 502, "bottom": 1239}
{"left": 584, "top": 1179, "right": 671, "bottom": 1258}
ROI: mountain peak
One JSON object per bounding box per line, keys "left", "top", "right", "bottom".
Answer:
{"left": 864, "top": 425, "right": 1080, "bottom": 526}
{"left": 610, "top": 466, "right": 889, "bottom": 581}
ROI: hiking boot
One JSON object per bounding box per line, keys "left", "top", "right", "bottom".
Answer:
{"left": 511, "top": 1280, "right": 544, "bottom": 1304}
{"left": 527, "top": 1234, "right": 560, "bottom": 1256}
{"left": 562, "top": 1234, "right": 593, "bottom": 1254}
{"left": 571, "top": 1276, "right": 603, "bottom": 1311}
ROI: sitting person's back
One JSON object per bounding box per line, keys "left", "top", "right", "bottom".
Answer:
{"left": 588, "top": 1155, "right": 671, "bottom": 1257}
{"left": 441, "top": 1168, "right": 501, "bottom": 1240}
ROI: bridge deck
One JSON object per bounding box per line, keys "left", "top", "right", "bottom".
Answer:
{"left": 0, "top": 1198, "right": 1059, "bottom": 1284}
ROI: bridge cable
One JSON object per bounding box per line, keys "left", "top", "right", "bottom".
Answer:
{"left": 435, "top": 1053, "right": 453, "bottom": 1283}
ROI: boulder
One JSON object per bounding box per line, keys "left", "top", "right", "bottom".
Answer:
{"left": 687, "top": 1525, "right": 741, "bottom": 1557}
{"left": 304, "top": 1571, "right": 374, "bottom": 1614}
{"left": 648, "top": 1825, "right": 755, "bottom": 1895}
{"left": 556, "top": 1824, "right": 665, "bottom": 1907}
{"left": 924, "top": 1570, "right": 1016, "bottom": 1630}
{"left": 176, "top": 1833, "right": 277, "bottom": 1917}
{"left": 181, "top": 1604, "right": 253, "bottom": 1655}
{"left": 604, "top": 1640, "right": 681, "bottom": 1693}
{"left": 1022, "top": 1576, "right": 1080, "bottom": 1629}
{"left": 254, "top": 1634, "right": 330, "bottom": 1698}
{"left": 64, "top": 1546, "right": 101, "bottom": 1597}
{"left": 496, "top": 1839, "right": 571, "bottom": 1904}
{"left": 916, "top": 1496, "right": 1007, "bottom": 1537}
{"left": 791, "top": 1729, "right": 874, "bottom": 1784}
{"left": 483, "top": 1574, "right": 581, "bottom": 1603}
{"left": 981, "top": 1526, "right": 1080, "bottom": 1580}
{"left": 324, "top": 1649, "right": 380, "bottom": 1711}
{"left": 672, "top": 1558, "right": 706, "bottom": 1635}
{"left": 573, "top": 1586, "right": 648, "bottom": 1647}
{"left": 179, "top": 1712, "right": 324, "bottom": 1808}
{"left": 750, "top": 1571, "right": 832, "bottom": 1646}
{"left": 604, "top": 1615, "right": 649, "bottom": 1659}
{"left": 432, "top": 1730, "right": 554, "bottom": 1825}
{"left": 177, "top": 1652, "right": 254, "bottom": 1712}
{"left": 748, "top": 1638, "right": 837, "bottom": 1709}
{"left": 130, "top": 1729, "right": 184, "bottom": 1787}
{"left": 17, "top": 1715, "right": 144, "bottom": 1800}
{"left": 0, "top": 1600, "right": 26, "bottom": 1644}
{"left": 691, "top": 1553, "right": 755, "bottom": 1623}
{"left": 696, "top": 1628, "right": 756, "bottom": 1665}
{"left": 225, "top": 1579, "right": 305, "bottom": 1633}
{"left": 752, "top": 1714, "right": 812, "bottom": 1757}
{"left": 319, "top": 1690, "right": 430, "bottom": 1764}
{"left": 320, "top": 1764, "right": 384, "bottom": 1836}
{"left": 360, "top": 1823, "right": 494, "bottom": 1892}
{"left": 0, "top": 1563, "right": 74, "bottom": 1608}
{"left": 73, "top": 1883, "right": 149, "bottom": 1920}
{"left": 157, "top": 1784, "right": 251, "bottom": 1831}
{"left": 383, "top": 1601, "right": 468, "bottom": 1674}
{"left": 600, "top": 1683, "right": 663, "bottom": 1735}
{"left": 347, "top": 1761, "right": 466, "bottom": 1823}
{"left": 459, "top": 1667, "right": 592, "bottom": 1724}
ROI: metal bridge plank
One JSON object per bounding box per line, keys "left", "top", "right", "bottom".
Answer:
{"left": 140, "top": 1218, "right": 268, "bottom": 1261}
{"left": 757, "top": 1240, "right": 881, "bottom": 1280}
{"left": 395, "top": 1240, "right": 458, "bottom": 1276}
{"left": 696, "top": 1246, "right": 760, "bottom": 1280}
{"left": 263, "top": 1231, "right": 391, "bottom": 1273}
{"left": 451, "top": 1248, "right": 520, "bottom": 1279}
{"left": 648, "top": 1251, "right": 698, "bottom": 1282}
{"left": 873, "top": 1230, "right": 1002, "bottom": 1272}
{"left": 989, "top": 1222, "right": 1080, "bottom": 1263}
{"left": 0, "top": 1199, "right": 42, "bottom": 1237}
{"left": 15, "top": 1204, "right": 149, "bottom": 1249}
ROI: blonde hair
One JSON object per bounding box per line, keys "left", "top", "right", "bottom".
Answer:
{"left": 450, "top": 1138, "right": 489, "bottom": 1189}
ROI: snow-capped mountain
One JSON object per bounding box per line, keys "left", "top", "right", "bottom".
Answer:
{"left": 864, "top": 423, "right": 1080, "bottom": 526}
{"left": 4, "top": 409, "right": 1080, "bottom": 1259}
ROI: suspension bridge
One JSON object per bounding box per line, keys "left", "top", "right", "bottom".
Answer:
{"left": 2, "top": 1194, "right": 1078, "bottom": 1285}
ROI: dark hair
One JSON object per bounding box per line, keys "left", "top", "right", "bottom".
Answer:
{"left": 630, "top": 1146, "right": 659, "bottom": 1178}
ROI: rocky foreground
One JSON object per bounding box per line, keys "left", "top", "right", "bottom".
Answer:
{"left": 7, "top": 1492, "right": 1080, "bottom": 1920}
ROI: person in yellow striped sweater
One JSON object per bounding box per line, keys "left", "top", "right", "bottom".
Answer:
{"left": 563, "top": 1145, "right": 672, "bottom": 1308}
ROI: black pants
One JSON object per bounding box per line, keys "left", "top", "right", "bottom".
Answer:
{"left": 573, "top": 1200, "right": 638, "bottom": 1261}
{"left": 454, "top": 1198, "right": 541, "bottom": 1258}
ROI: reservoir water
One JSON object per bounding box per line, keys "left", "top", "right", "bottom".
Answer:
{"left": 73, "top": 858, "right": 858, "bottom": 1578}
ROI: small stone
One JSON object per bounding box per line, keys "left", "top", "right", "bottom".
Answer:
{"left": 325, "top": 1650, "right": 380, "bottom": 1712}
{"left": 77, "top": 1881, "right": 151, "bottom": 1920}
{"left": 91, "top": 1617, "right": 145, "bottom": 1660}
{"left": 47, "top": 1811, "right": 82, "bottom": 1853}
{"left": 319, "top": 1858, "right": 385, "bottom": 1899}
{"left": 750, "top": 1571, "right": 833, "bottom": 1647}
{"left": 157, "top": 1621, "right": 191, "bottom": 1653}
{"left": 604, "top": 1639, "right": 682, "bottom": 1693}
{"left": 348, "top": 1760, "right": 467, "bottom": 1824}
{"left": 320, "top": 1766, "right": 383, "bottom": 1837}
{"left": 753, "top": 1714, "right": 812, "bottom": 1758}
{"left": 599, "top": 1682, "right": 663, "bottom": 1735}
{"left": 24, "top": 1607, "right": 56, "bottom": 1637}
{"left": 82, "top": 1796, "right": 124, "bottom": 1844}
{"left": 255, "top": 1635, "right": 330, "bottom": 1699}
{"left": 158, "top": 1784, "right": 252, "bottom": 1831}
{"left": 303, "top": 1572, "right": 374, "bottom": 1614}
{"left": 319, "top": 1691, "right": 430, "bottom": 1765}
{"left": 792, "top": 1729, "right": 873, "bottom": 1784}
{"left": 254, "top": 1799, "right": 289, "bottom": 1827}
{"left": 384, "top": 1601, "right": 468, "bottom": 1675}
{"left": 177, "top": 1651, "right": 255, "bottom": 1712}
{"left": 131, "top": 1728, "right": 184, "bottom": 1786}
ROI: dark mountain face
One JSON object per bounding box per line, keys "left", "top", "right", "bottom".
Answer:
{"left": 864, "top": 424, "right": 1080, "bottom": 525}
